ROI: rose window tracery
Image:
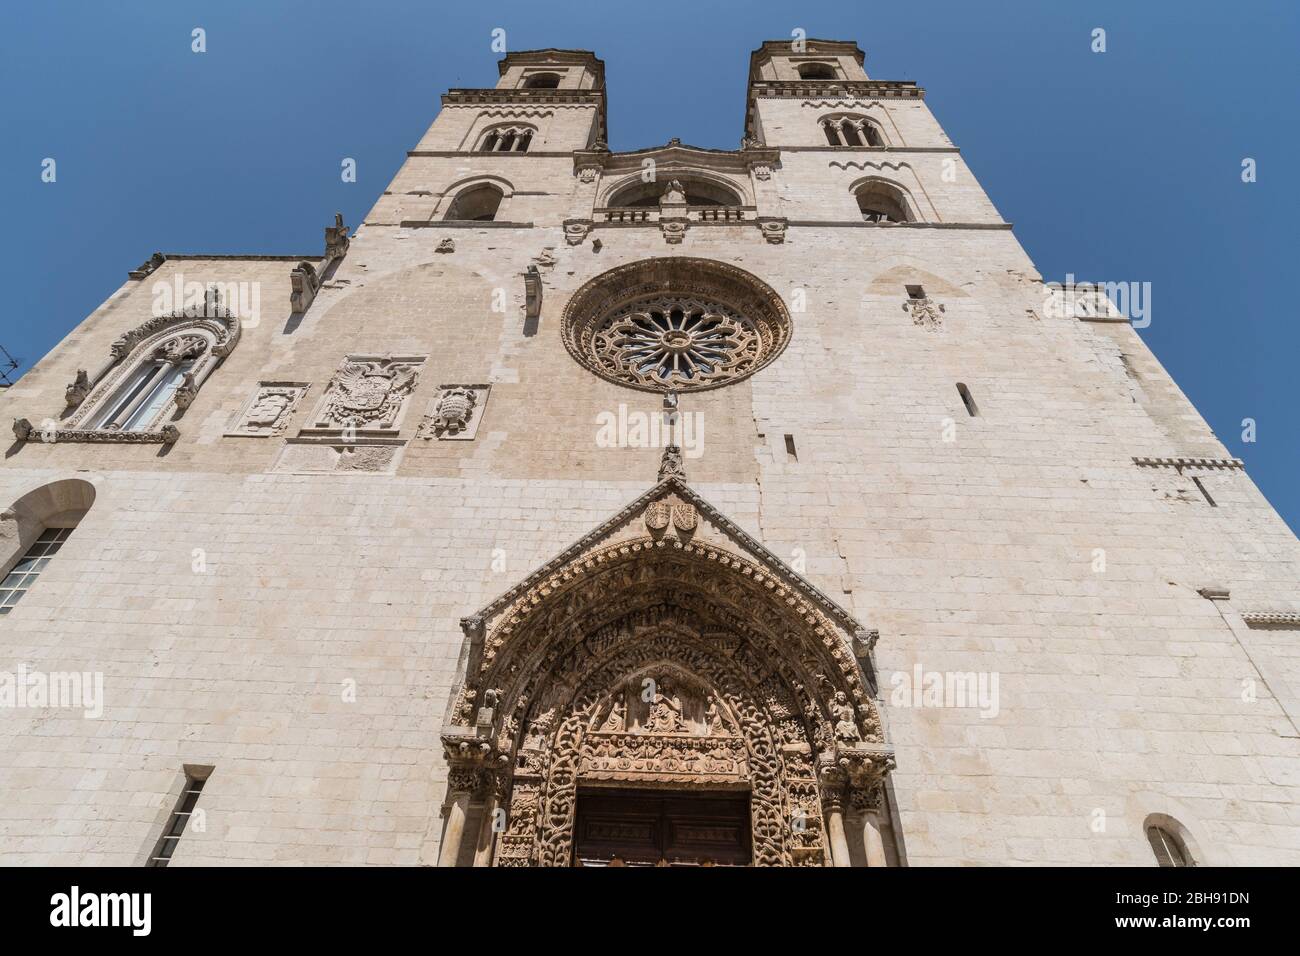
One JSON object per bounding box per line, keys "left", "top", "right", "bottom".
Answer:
{"left": 593, "top": 295, "right": 761, "bottom": 389}
{"left": 562, "top": 258, "right": 792, "bottom": 393}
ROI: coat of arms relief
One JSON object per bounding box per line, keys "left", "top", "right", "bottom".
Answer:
{"left": 303, "top": 355, "right": 424, "bottom": 436}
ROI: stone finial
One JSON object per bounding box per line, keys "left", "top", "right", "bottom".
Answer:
{"left": 660, "top": 180, "right": 687, "bottom": 207}
{"left": 658, "top": 444, "right": 686, "bottom": 482}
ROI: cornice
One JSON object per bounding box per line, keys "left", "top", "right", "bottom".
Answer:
{"left": 1242, "top": 611, "right": 1300, "bottom": 629}
{"left": 750, "top": 80, "right": 923, "bottom": 100}
{"left": 1132, "top": 456, "right": 1245, "bottom": 470}
{"left": 574, "top": 140, "right": 780, "bottom": 177}
{"left": 784, "top": 220, "right": 1014, "bottom": 230}
{"left": 745, "top": 79, "right": 923, "bottom": 139}
{"left": 441, "top": 87, "right": 606, "bottom": 141}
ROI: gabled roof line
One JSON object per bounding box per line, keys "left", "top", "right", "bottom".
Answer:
{"left": 462, "top": 475, "right": 865, "bottom": 638}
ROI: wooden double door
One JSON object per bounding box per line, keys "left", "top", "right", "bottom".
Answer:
{"left": 573, "top": 788, "right": 752, "bottom": 867}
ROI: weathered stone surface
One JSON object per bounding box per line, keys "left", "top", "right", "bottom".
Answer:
{"left": 0, "top": 40, "right": 1297, "bottom": 868}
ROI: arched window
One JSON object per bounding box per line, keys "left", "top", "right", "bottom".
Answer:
{"left": 39, "top": 298, "right": 241, "bottom": 442}
{"left": 445, "top": 183, "right": 504, "bottom": 222}
{"left": 1145, "top": 817, "right": 1197, "bottom": 867}
{"left": 798, "top": 62, "right": 837, "bottom": 80}
{"left": 478, "top": 124, "right": 536, "bottom": 153}
{"left": 820, "top": 115, "right": 886, "bottom": 148}
{"left": 522, "top": 72, "right": 561, "bottom": 89}
{"left": 0, "top": 478, "right": 95, "bottom": 615}
{"left": 854, "top": 180, "right": 914, "bottom": 223}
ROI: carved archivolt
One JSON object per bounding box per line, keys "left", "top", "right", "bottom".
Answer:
{"left": 441, "top": 481, "right": 893, "bottom": 867}
{"left": 561, "top": 258, "right": 791, "bottom": 393}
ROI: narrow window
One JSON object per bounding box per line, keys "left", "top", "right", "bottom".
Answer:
{"left": 1191, "top": 475, "right": 1217, "bottom": 507}
{"left": 481, "top": 132, "right": 498, "bottom": 153}
{"left": 516, "top": 130, "right": 532, "bottom": 152}
{"left": 0, "top": 527, "right": 75, "bottom": 615}
{"left": 823, "top": 123, "right": 840, "bottom": 146}
{"left": 841, "top": 122, "right": 863, "bottom": 147}
{"left": 147, "top": 769, "right": 212, "bottom": 867}
{"left": 1146, "top": 824, "right": 1192, "bottom": 867}
{"left": 784, "top": 434, "right": 798, "bottom": 461}
{"left": 499, "top": 131, "right": 516, "bottom": 152}
{"left": 956, "top": 383, "right": 979, "bottom": 417}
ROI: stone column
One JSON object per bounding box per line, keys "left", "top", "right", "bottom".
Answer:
{"left": 472, "top": 775, "right": 502, "bottom": 867}
{"left": 851, "top": 783, "right": 888, "bottom": 867}
{"left": 821, "top": 777, "right": 852, "bottom": 868}
{"left": 436, "top": 768, "right": 479, "bottom": 868}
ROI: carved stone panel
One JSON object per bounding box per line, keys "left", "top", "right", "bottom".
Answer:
{"left": 417, "top": 384, "right": 491, "bottom": 441}
{"left": 273, "top": 439, "right": 405, "bottom": 475}
{"left": 300, "top": 355, "right": 424, "bottom": 438}
{"left": 225, "top": 382, "right": 309, "bottom": 437}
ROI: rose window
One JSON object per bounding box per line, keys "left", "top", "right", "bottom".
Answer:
{"left": 563, "top": 259, "right": 792, "bottom": 393}
{"left": 592, "top": 296, "right": 761, "bottom": 389}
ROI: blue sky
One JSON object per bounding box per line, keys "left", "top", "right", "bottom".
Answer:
{"left": 2, "top": 1, "right": 1297, "bottom": 527}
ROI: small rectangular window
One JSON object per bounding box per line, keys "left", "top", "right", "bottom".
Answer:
{"left": 146, "top": 769, "right": 211, "bottom": 867}
{"left": 906, "top": 285, "right": 926, "bottom": 299}
{"left": 784, "top": 434, "right": 798, "bottom": 461}
{"left": 0, "top": 527, "right": 74, "bottom": 615}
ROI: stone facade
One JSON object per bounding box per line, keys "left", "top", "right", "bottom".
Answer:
{"left": 1, "top": 41, "right": 1298, "bottom": 866}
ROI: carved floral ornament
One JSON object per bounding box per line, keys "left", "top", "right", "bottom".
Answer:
{"left": 562, "top": 258, "right": 792, "bottom": 393}
{"left": 440, "top": 476, "right": 893, "bottom": 867}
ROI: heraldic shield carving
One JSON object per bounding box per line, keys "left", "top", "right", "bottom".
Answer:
{"left": 432, "top": 453, "right": 895, "bottom": 867}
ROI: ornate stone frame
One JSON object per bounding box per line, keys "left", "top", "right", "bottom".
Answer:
{"left": 436, "top": 467, "right": 894, "bottom": 867}
{"left": 560, "top": 257, "right": 793, "bottom": 394}
{"left": 14, "top": 305, "right": 241, "bottom": 445}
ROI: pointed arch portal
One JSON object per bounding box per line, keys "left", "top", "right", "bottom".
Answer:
{"left": 434, "top": 465, "right": 897, "bottom": 867}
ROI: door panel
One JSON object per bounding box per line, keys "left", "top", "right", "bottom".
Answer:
{"left": 574, "top": 788, "right": 751, "bottom": 866}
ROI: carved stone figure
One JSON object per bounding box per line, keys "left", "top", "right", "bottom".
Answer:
{"left": 658, "top": 444, "right": 686, "bottom": 481}
{"left": 831, "top": 691, "right": 861, "bottom": 744}
{"left": 660, "top": 180, "right": 687, "bottom": 206}
{"left": 64, "top": 370, "right": 90, "bottom": 408}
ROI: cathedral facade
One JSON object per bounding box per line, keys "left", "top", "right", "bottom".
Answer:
{"left": 2, "top": 40, "right": 1298, "bottom": 866}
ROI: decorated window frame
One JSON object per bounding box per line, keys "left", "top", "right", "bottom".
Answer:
{"left": 15, "top": 292, "right": 241, "bottom": 445}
